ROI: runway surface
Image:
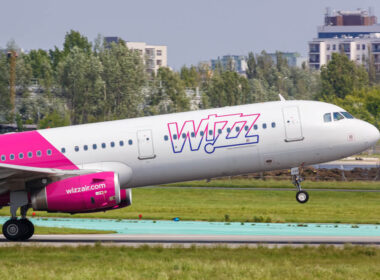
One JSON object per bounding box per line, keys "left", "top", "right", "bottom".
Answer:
{"left": 1, "top": 234, "right": 380, "bottom": 247}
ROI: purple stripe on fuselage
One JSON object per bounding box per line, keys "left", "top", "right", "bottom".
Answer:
{"left": 0, "top": 130, "right": 78, "bottom": 170}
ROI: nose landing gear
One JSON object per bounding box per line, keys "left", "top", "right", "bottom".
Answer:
{"left": 291, "top": 167, "right": 309, "bottom": 204}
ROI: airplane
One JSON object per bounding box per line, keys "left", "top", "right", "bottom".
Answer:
{"left": 0, "top": 97, "right": 379, "bottom": 241}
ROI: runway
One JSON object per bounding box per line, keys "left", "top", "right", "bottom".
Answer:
{"left": 1, "top": 234, "right": 380, "bottom": 247}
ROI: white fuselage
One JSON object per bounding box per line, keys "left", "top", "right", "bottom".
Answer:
{"left": 38, "top": 100, "right": 380, "bottom": 188}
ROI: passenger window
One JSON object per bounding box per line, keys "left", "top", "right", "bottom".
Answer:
{"left": 18, "top": 153, "right": 24, "bottom": 159}
{"left": 218, "top": 129, "right": 222, "bottom": 134}
{"left": 110, "top": 142, "right": 115, "bottom": 148}
{"left": 173, "top": 134, "right": 177, "bottom": 140}
{"left": 182, "top": 133, "right": 186, "bottom": 139}
{"left": 36, "top": 151, "right": 42, "bottom": 157}
{"left": 245, "top": 125, "right": 249, "bottom": 131}
{"left": 27, "top": 152, "right": 33, "bottom": 158}
{"left": 119, "top": 141, "right": 124, "bottom": 147}
{"left": 191, "top": 132, "right": 195, "bottom": 138}
{"left": 93, "top": 144, "right": 97, "bottom": 150}
{"left": 47, "top": 149, "right": 52, "bottom": 156}
{"left": 271, "top": 122, "right": 276, "bottom": 128}
{"left": 209, "top": 130, "right": 213, "bottom": 135}
{"left": 102, "top": 143, "right": 106, "bottom": 149}
{"left": 333, "top": 112, "right": 344, "bottom": 121}
{"left": 226, "top": 128, "right": 231, "bottom": 133}
{"left": 235, "top": 127, "right": 240, "bottom": 132}
{"left": 128, "top": 140, "right": 133, "bottom": 145}
{"left": 164, "top": 135, "right": 169, "bottom": 141}
{"left": 1, "top": 155, "right": 5, "bottom": 161}
{"left": 61, "top": 148, "right": 66, "bottom": 153}
{"left": 324, "top": 113, "right": 332, "bottom": 122}
{"left": 74, "top": 146, "right": 79, "bottom": 152}
{"left": 341, "top": 112, "right": 354, "bottom": 119}
{"left": 263, "top": 123, "right": 267, "bottom": 129}
{"left": 10, "top": 154, "right": 15, "bottom": 160}
{"left": 84, "top": 145, "right": 88, "bottom": 151}
{"left": 254, "top": 124, "right": 258, "bottom": 130}
{"left": 200, "top": 131, "right": 204, "bottom": 136}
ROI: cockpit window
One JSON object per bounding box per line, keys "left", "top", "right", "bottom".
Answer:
{"left": 323, "top": 113, "right": 332, "bottom": 122}
{"left": 341, "top": 111, "right": 354, "bottom": 119}
{"left": 333, "top": 112, "right": 344, "bottom": 121}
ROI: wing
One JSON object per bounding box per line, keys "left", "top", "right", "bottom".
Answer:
{"left": 0, "top": 163, "right": 96, "bottom": 192}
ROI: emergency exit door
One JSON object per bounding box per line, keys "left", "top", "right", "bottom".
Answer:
{"left": 137, "top": 130, "right": 156, "bottom": 159}
{"left": 282, "top": 106, "right": 304, "bottom": 142}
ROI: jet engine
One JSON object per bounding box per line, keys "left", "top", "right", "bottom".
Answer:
{"left": 31, "top": 172, "right": 132, "bottom": 213}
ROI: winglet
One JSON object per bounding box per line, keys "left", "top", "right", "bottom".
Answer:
{"left": 279, "top": 94, "right": 286, "bottom": 101}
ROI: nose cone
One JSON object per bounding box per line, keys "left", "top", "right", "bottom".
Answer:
{"left": 365, "top": 122, "right": 380, "bottom": 147}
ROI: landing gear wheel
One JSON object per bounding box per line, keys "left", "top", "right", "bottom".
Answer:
{"left": 296, "top": 191, "right": 309, "bottom": 204}
{"left": 19, "top": 219, "right": 34, "bottom": 241}
{"left": 2, "top": 219, "right": 22, "bottom": 241}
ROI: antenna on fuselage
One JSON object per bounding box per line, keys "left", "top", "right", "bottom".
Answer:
{"left": 279, "top": 94, "right": 286, "bottom": 101}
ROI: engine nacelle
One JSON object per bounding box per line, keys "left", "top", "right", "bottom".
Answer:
{"left": 31, "top": 172, "right": 132, "bottom": 213}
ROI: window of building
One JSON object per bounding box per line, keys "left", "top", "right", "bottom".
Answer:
{"left": 128, "top": 139, "right": 133, "bottom": 145}
{"left": 271, "top": 122, "right": 276, "bottom": 128}
{"left": 110, "top": 142, "right": 115, "bottom": 148}
{"left": 1, "top": 155, "right": 5, "bottom": 161}
{"left": 157, "top": 50, "right": 162, "bottom": 56}
{"left": 18, "top": 153, "right": 24, "bottom": 159}
{"left": 102, "top": 143, "right": 106, "bottom": 149}
{"left": 36, "top": 151, "right": 42, "bottom": 157}
{"left": 61, "top": 148, "right": 66, "bottom": 154}
{"left": 27, "top": 152, "right": 33, "bottom": 158}
{"left": 333, "top": 112, "right": 344, "bottom": 121}
{"left": 356, "top": 44, "right": 360, "bottom": 50}
{"left": 119, "top": 141, "right": 124, "bottom": 147}
{"left": 157, "top": 60, "right": 162, "bottom": 66}
{"left": 74, "top": 146, "right": 79, "bottom": 152}
{"left": 326, "top": 44, "right": 330, "bottom": 50}
{"left": 93, "top": 144, "right": 97, "bottom": 150}
{"left": 356, "top": 55, "right": 360, "bottom": 61}
{"left": 262, "top": 123, "right": 267, "bottom": 129}
{"left": 333, "top": 44, "right": 336, "bottom": 50}
{"left": 164, "top": 135, "right": 169, "bottom": 141}
{"left": 327, "top": 55, "right": 331, "bottom": 61}
{"left": 362, "top": 44, "right": 366, "bottom": 50}
{"left": 47, "top": 149, "right": 52, "bottom": 156}
{"left": 10, "top": 154, "right": 15, "bottom": 160}
{"left": 324, "top": 113, "right": 332, "bottom": 122}
{"left": 84, "top": 145, "right": 88, "bottom": 151}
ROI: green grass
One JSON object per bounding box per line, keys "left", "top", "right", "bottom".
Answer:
{"left": 1, "top": 187, "right": 380, "bottom": 224}
{"left": 165, "top": 178, "right": 380, "bottom": 190}
{"left": 0, "top": 225, "right": 115, "bottom": 234}
{"left": 0, "top": 245, "right": 379, "bottom": 280}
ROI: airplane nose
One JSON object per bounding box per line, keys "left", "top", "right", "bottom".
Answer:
{"left": 365, "top": 122, "right": 380, "bottom": 146}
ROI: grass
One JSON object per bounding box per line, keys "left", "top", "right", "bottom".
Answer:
{"left": 0, "top": 225, "right": 116, "bottom": 234}
{"left": 165, "top": 178, "right": 380, "bottom": 190}
{"left": 1, "top": 187, "right": 380, "bottom": 224}
{"left": 0, "top": 245, "right": 379, "bottom": 279}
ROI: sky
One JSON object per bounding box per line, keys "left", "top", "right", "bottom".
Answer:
{"left": 1, "top": 0, "right": 380, "bottom": 69}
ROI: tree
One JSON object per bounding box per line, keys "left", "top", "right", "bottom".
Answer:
{"left": 63, "top": 30, "right": 92, "bottom": 56}
{"left": 180, "top": 66, "right": 200, "bottom": 88}
{"left": 25, "top": 49, "right": 53, "bottom": 91}
{"left": 246, "top": 52, "right": 257, "bottom": 79}
{"left": 319, "top": 52, "right": 369, "bottom": 100}
{"left": 0, "top": 54, "right": 10, "bottom": 121}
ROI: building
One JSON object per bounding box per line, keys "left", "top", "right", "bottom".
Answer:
{"left": 268, "top": 52, "right": 307, "bottom": 68}
{"left": 308, "top": 8, "right": 380, "bottom": 71}
{"left": 126, "top": 42, "right": 167, "bottom": 74}
{"left": 210, "top": 55, "right": 247, "bottom": 75}
{"left": 104, "top": 37, "right": 167, "bottom": 74}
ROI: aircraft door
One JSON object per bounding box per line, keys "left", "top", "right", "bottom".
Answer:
{"left": 282, "top": 106, "right": 304, "bottom": 142}
{"left": 137, "top": 130, "right": 156, "bottom": 160}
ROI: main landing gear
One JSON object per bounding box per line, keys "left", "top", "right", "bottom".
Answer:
{"left": 2, "top": 191, "right": 35, "bottom": 241}
{"left": 291, "top": 167, "right": 309, "bottom": 204}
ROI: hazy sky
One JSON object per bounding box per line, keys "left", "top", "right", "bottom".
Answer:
{"left": 1, "top": 0, "right": 380, "bottom": 69}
